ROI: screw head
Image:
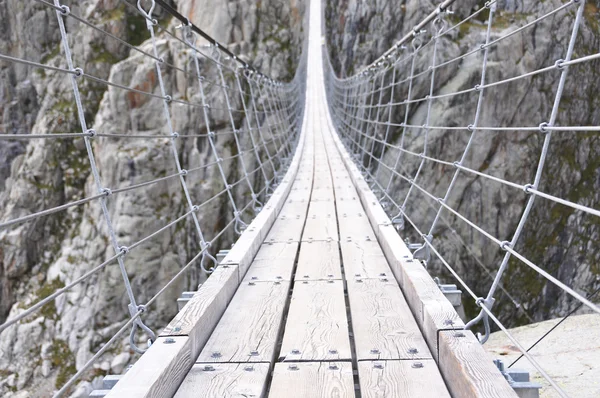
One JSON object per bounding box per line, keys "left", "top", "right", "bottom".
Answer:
{"left": 373, "top": 363, "right": 384, "bottom": 369}
{"left": 291, "top": 349, "right": 301, "bottom": 355}
{"left": 454, "top": 332, "right": 465, "bottom": 338}
{"left": 408, "top": 348, "right": 418, "bottom": 354}
{"left": 249, "top": 350, "right": 259, "bottom": 356}
{"left": 288, "top": 364, "right": 299, "bottom": 371}
{"left": 329, "top": 364, "right": 339, "bottom": 370}
{"left": 379, "top": 273, "right": 387, "bottom": 277}
{"left": 328, "top": 349, "right": 338, "bottom": 354}
{"left": 412, "top": 362, "right": 424, "bottom": 369}
{"left": 173, "top": 327, "right": 181, "bottom": 332}
{"left": 163, "top": 338, "right": 176, "bottom": 344}
{"left": 203, "top": 365, "right": 215, "bottom": 371}
{"left": 244, "top": 365, "right": 254, "bottom": 372}
{"left": 444, "top": 319, "right": 455, "bottom": 326}
{"left": 211, "top": 351, "right": 222, "bottom": 358}
{"left": 370, "top": 348, "right": 380, "bottom": 354}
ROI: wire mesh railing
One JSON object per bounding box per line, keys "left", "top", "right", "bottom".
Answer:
{"left": 0, "top": 0, "right": 305, "bottom": 396}
{"left": 326, "top": 0, "right": 599, "bottom": 396}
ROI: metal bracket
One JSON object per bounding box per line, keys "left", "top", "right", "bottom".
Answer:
{"left": 494, "top": 359, "right": 541, "bottom": 398}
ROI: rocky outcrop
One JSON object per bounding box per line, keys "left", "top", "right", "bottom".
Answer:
{"left": 0, "top": 0, "right": 304, "bottom": 396}
{"left": 326, "top": 0, "right": 600, "bottom": 330}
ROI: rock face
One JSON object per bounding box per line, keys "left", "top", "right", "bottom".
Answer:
{"left": 326, "top": 0, "right": 600, "bottom": 330}
{"left": 0, "top": 0, "right": 304, "bottom": 395}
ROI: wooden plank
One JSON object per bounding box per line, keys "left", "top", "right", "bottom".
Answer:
{"left": 295, "top": 240, "right": 342, "bottom": 280}
{"left": 347, "top": 278, "right": 432, "bottom": 360}
{"left": 106, "top": 337, "right": 193, "bottom": 398}
{"left": 278, "top": 200, "right": 309, "bottom": 218}
{"left": 358, "top": 360, "right": 451, "bottom": 398}
{"left": 265, "top": 215, "right": 306, "bottom": 243}
{"left": 311, "top": 187, "right": 335, "bottom": 201}
{"left": 269, "top": 362, "right": 355, "bottom": 398}
{"left": 279, "top": 280, "right": 351, "bottom": 361}
{"left": 307, "top": 200, "right": 336, "bottom": 218}
{"left": 303, "top": 214, "right": 338, "bottom": 242}
{"left": 438, "top": 330, "right": 518, "bottom": 398}
{"left": 198, "top": 281, "right": 289, "bottom": 363}
{"left": 338, "top": 213, "right": 376, "bottom": 241}
{"left": 243, "top": 242, "right": 299, "bottom": 282}
{"left": 174, "top": 363, "right": 269, "bottom": 398}
{"left": 161, "top": 266, "right": 240, "bottom": 354}
{"left": 335, "top": 200, "right": 365, "bottom": 217}
{"left": 339, "top": 239, "right": 391, "bottom": 279}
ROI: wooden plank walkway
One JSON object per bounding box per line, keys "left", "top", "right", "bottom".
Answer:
{"left": 110, "top": 0, "right": 518, "bottom": 396}
{"left": 172, "top": 0, "right": 452, "bottom": 396}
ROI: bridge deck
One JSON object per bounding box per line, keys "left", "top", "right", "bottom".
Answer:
{"left": 170, "top": 2, "right": 450, "bottom": 396}
{"left": 105, "top": 0, "right": 519, "bottom": 396}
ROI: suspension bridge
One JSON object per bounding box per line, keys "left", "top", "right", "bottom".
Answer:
{"left": 0, "top": 0, "right": 598, "bottom": 397}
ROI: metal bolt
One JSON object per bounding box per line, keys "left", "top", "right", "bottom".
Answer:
{"left": 251, "top": 276, "right": 258, "bottom": 280}
{"left": 412, "top": 362, "right": 424, "bottom": 369}
{"left": 163, "top": 338, "right": 176, "bottom": 344}
{"left": 356, "top": 279, "right": 363, "bottom": 283}
{"left": 329, "top": 349, "right": 338, "bottom": 354}
{"left": 303, "top": 275, "right": 309, "bottom": 278}
{"left": 355, "top": 273, "right": 361, "bottom": 277}
{"left": 444, "top": 319, "right": 455, "bottom": 326}
{"left": 381, "top": 278, "right": 389, "bottom": 282}
{"left": 244, "top": 365, "right": 254, "bottom": 372}
{"left": 173, "top": 327, "right": 181, "bottom": 332}
{"left": 327, "top": 274, "right": 334, "bottom": 278}
{"left": 328, "top": 280, "right": 334, "bottom": 284}
{"left": 248, "top": 282, "right": 256, "bottom": 286}
{"left": 303, "top": 281, "right": 309, "bottom": 284}
{"left": 250, "top": 350, "right": 259, "bottom": 356}
{"left": 291, "top": 349, "right": 301, "bottom": 355}
{"left": 408, "top": 348, "right": 418, "bottom": 354}
{"left": 211, "top": 351, "right": 222, "bottom": 358}
{"left": 329, "top": 364, "right": 339, "bottom": 370}
{"left": 276, "top": 275, "right": 282, "bottom": 279}
{"left": 204, "top": 365, "right": 215, "bottom": 371}
{"left": 370, "top": 348, "right": 380, "bottom": 354}
{"left": 454, "top": 332, "right": 465, "bottom": 338}
{"left": 373, "top": 363, "right": 384, "bottom": 369}
{"left": 288, "top": 364, "right": 299, "bottom": 371}
{"left": 379, "top": 273, "right": 387, "bottom": 277}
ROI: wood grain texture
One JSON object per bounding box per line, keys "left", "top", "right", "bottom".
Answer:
{"left": 303, "top": 212, "right": 338, "bottom": 242}
{"left": 266, "top": 215, "right": 306, "bottom": 243}
{"left": 347, "top": 278, "right": 432, "bottom": 360}
{"left": 358, "top": 360, "right": 451, "bottom": 398}
{"left": 339, "top": 239, "right": 391, "bottom": 279}
{"left": 243, "top": 242, "right": 299, "bottom": 282}
{"left": 278, "top": 200, "right": 310, "bottom": 218}
{"left": 338, "top": 213, "right": 376, "bottom": 241}
{"left": 106, "top": 337, "right": 193, "bottom": 398}
{"left": 280, "top": 280, "right": 351, "bottom": 361}
{"left": 161, "top": 265, "right": 239, "bottom": 341}
{"left": 198, "top": 281, "right": 290, "bottom": 363}
{"left": 295, "top": 240, "right": 342, "bottom": 280}
{"left": 438, "top": 330, "right": 518, "bottom": 398}
{"left": 269, "top": 362, "right": 355, "bottom": 398}
{"left": 175, "top": 363, "right": 269, "bottom": 398}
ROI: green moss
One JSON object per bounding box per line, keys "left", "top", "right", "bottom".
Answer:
{"left": 49, "top": 339, "right": 76, "bottom": 389}
{"left": 28, "top": 278, "right": 65, "bottom": 321}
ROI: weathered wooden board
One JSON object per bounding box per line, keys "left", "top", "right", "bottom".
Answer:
{"left": 307, "top": 200, "right": 336, "bottom": 218}
{"left": 295, "top": 240, "right": 342, "bottom": 280}
{"left": 335, "top": 200, "right": 365, "bottom": 217}
{"left": 243, "top": 242, "right": 299, "bottom": 282}
{"left": 279, "top": 280, "right": 351, "bottom": 361}
{"left": 278, "top": 200, "right": 310, "bottom": 218}
{"left": 198, "top": 281, "right": 289, "bottom": 363}
{"left": 106, "top": 337, "right": 193, "bottom": 398}
{"left": 339, "top": 239, "right": 391, "bottom": 279}
{"left": 347, "top": 278, "right": 432, "bottom": 360}
{"left": 338, "top": 213, "right": 376, "bottom": 241}
{"left": 269, "top": 362, "right": 355, "bottom": 398}
{"left": 357, "top": 360, "right": 451, "bottom": 398}
{"left": 174, "top": 363, "right": 269, "bottom": 398}
{"left": 265, "top": 215, "right": 306, "bottom": 243}
{"left": 311, "top": 187, "right": 335, "bottom": 201}
{"left": 161, "top": 265, "right": 240, "bottom": 354}
{"left": 438, "top": 330, "right": 518, "bottom": 398}
{"left": 302, "top": 214, "right": 338, "bottom": 242}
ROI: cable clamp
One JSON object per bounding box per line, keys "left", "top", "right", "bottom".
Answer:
{"left": 59, "top": 4, "right": 70, "bottom": 16}
{"left": 539, "top": 122, "right": 549, "bottom": 134}
{"left": 467, "top": 124, "right": 475, "bottom": 131}
{"left": 164, "top": 95, "right": 172, "bottom": 103}
{"left": 101, "top": 187, "right": 112, "bottom": 196}
{"left": 523, "top": 183, "right": 534, "bottom": 194}
{"left": 554, "top": 59, "right": 565, "bottom": 70}
{"left": 73, "top": 67, "right": 84, "bottom": 78}
{"left": 180, "top": 169, "right": 188, "bottom": 176}
{"left": 119, "top": 246, "right": 130, "bottom": 255}
{"left": 86, "top": 129, "right": 96, "bottom": 137}
{"left": 500, "top": 241, "right": 512, "bottom": 251}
